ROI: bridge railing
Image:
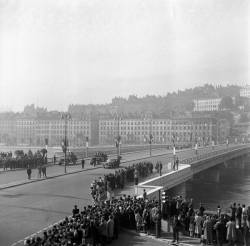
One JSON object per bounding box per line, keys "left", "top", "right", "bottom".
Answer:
{"left": 181, "top": 144, "right": 249, "bottom": 165}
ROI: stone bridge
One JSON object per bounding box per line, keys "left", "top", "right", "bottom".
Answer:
{"left": 136, "top": 144, "right": 250, "bottom": 200}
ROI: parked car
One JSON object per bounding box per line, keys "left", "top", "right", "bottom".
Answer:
{"left": 58, "top": 152, "right": 77, "bottom": 165}
{"left": 90, "top": 152, "right": 108, "bottom": 166}
{"left": 103, "top": 156, "right": 121, "bottom": 169}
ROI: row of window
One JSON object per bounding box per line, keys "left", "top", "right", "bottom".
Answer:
{"left": 100, "top": 121, "right": 171, "bottom": 125}
{"left": 100, "top": 125, "right": 211, "bottom": 131}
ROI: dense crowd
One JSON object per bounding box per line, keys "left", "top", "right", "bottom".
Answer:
{"left": 0, "top": 149, "right": 48, "bottom": 170}
{"left": 24, "top": 195, "right": 160, "bottom": 246}
{"left": 90, "top": 161, "right": 154, "bottom": 204}
{"left": 162, "top": 196, "right": 250, "bottom": 245}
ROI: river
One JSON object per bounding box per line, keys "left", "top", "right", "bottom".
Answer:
{"left": 167, "top": 156, "right": 250, "bottom": 212}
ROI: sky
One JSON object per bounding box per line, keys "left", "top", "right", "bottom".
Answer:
{"left": 0, "top": 0, "right": 249, "bottom": 112}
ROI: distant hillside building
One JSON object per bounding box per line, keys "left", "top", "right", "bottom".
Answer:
{"left": 233, "top": 122, "right": 250, "bottom": 142}
{"left": 193, "top": 98, "right": 222, "bottom": 112}
{"left": 240, "top": 85, "right": 250, "bottom": 98}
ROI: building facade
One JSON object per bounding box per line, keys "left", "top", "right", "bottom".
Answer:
{"left": 0, "top": 117, "right": 98, "bottom": 147}
{"left": 99, "top": 117, "right": 228, "bottom": 147}
{"left": 240, "top": 85, "right": 250, "bottom": 98}
{"left": 0, "top": 115, "right": 230, "bottom": 147}
{"left": 99, "top": 118, "right": 172, "bottom": 145}
{"left": 193, "top": 98, "right": 222, "bottom": 112}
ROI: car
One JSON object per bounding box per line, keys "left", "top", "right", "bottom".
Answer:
{"left": 103, "top": 156, "right": 121, "bottom": 169}
{"left": 58, "top": 152, "right": 77, "bottom": 165}
{"left": 90, "top": 152, "right": 108, "bottom": 166}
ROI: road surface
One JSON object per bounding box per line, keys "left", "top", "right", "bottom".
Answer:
{"left": 0, "top": 144, "right": 238, "bottom": 245}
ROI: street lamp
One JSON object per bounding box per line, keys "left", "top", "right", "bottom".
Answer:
{"left": 61, "top": 112, "right": 71, "bottom": 173}
{"left": 149, "top": 118, "right": 153, "bottom": 156}
{"left": 114, "top": 115, "right": 122, "bottom": 158}
{"left": 85, "top": 136, "right": 89, "bottom": 158}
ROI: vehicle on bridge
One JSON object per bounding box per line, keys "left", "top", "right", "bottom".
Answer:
{"left": 90, "top": 152, "right": 108, "bottom": 166}
{"left": 103, "top": 156, "right": 121, "bottom": 168}
{"left": 58, "top": 152, "right": 77, "bottom": 165}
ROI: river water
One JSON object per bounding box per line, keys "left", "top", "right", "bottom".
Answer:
{"left": 167, "top": 156, "right": 250, "bottom": 212}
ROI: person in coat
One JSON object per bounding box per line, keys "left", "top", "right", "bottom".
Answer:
{"left": 214, "top": 218, "right": 224, "bottom": 246}
{"left": 194, "top": 212, "right": 203, "bottom": 238}
{"left": 107, "top": 215, "right": 114, "bottom": 242}
{"left": 226, "top": 218, "right": 236, "bottom": 246}
{"left": 203, "top": 216, "right": 213, "bottom": 245}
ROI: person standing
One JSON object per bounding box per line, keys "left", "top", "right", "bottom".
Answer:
{"left": 230, "top": 203, "right": 237, "bottom": 221}
{"left": 203, "top": 216, "right": 213, "bottom": 245}
{"left": 53, "top": 155, "right": 56, "bottom": 164}
{"left": 37, "top": 165, "right": 42, "bottom": 179}
{"left": 194, "top": 212, "right": 203, "bottom": 238}
{"left": 214, "top": 218, "right": 224, "bottom": 246}
{"left": 81, "top": 159, "right": 85, "bottom": 169}
{"left": 27, "top": 165, "right": 32, "bottom": 180}
{"left": 172, "top": 215, "right": 182, "bottom": 244}
{"left": 42, "top": 165, "right": 47, "bottom": 178}
{"left": 143, "top": 189, "right": 147, "bottom": 201}
{"left": 195, "top": 143, "right": 198, "bottom": 155}
{"left": 226, "top": 218, "right": 236, "bottom": 246}
{"left": 236, "top": 203, "right": 242, "bottom": 228}
{"left": 159, "top": 161, "right": 162, "bottom": 176}
{"left": 107, "top": 215, "right": 114, "bottom": 243}
{"left": 175, "top": 157, "right": 179, "bottom": 170}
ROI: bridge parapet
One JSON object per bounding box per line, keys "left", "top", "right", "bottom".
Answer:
{"left": 182, "top": 144, "right": 250, "bottom": 165}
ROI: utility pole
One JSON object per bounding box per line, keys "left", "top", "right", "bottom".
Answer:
{"left": 61, "top": 113, "right": 71, "bottom": 173}
{"left": 114, "top": 114, "right": 122, "bottom": 159}
{"left": 149, "top": 119, "right": 153, "bottom": 156}
{"left": 85, "top": 136, "right": 89, "bottom": 158}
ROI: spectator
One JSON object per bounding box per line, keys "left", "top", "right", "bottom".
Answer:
{"left": 214, "top": 217, "right": 225, "bottom": 246}
{"left": 81, "top": 159, "right": 85, "bottom": 169}
{"left": 107, "top": 215, "right": 114, "bottom": 242}
{"left": 143, "top": 189, "right": 147, "bottom": 201}
{"left": 226, "top": 217, "right": 236, "bottom": 245}
{"left": 172, "top": 215, "right": 182, "bottom": 244}
{"left": 27, "top": 165, "right": 32, "bottom": 180}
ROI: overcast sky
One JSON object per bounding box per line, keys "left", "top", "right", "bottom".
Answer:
{"left": 0, "top": 0, "right": 249, "bottom": 112}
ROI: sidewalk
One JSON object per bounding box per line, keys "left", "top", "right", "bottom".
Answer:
{"left": 112, "top": 173, "right": 201, "bottom": 246}
{"left": 0, "top": 163, "right": 100, "bottom": 190}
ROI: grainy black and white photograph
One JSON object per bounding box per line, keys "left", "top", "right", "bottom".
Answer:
{"left": 0, "top": 0, "right": 249, "bottom": 245}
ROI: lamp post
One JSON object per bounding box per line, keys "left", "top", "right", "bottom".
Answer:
{"left": 85, "top": 136, "right": 89, "bottom": 158}
{"left": 61, "top": 112, "right": 71, "bottom": 173}
{"left": 115, "top": 115, "right": 122, "bottom": 158}
{"left": 149, "top": 118, "right": 153, "bottom": 156}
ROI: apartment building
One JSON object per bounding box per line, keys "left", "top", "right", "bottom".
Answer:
{"left": 0, "top": 119, "right": 16, "bottom": 145}
{"left": 99, "top": 116, "right": 228, "bottom": 147}
{"left": 193, "top": 98, "right": 222, "bottom": 112}
{"left": 240, "top": 85, "right": 250, "bottom": 98}
{"left": 99, "top": 118, "right": 172, "bottom": 145}
{"left": 0, "top": 117, "right": 98, "bottom": 147}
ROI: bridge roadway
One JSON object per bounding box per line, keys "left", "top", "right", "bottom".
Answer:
{"left": 0, "top": 144, "right": 241, "bottom": 245}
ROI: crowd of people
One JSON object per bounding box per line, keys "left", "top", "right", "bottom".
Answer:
{"left": 162, "top": 196, "right": 250, "bottom": 245}
{"left": 24, "top": 195, "right": 160, "bottom": 246}
{"left": 90, "top": 161, "right": 154, "bottom": 204}
{"left": 0, "top": 149, "right": 49, "bottom": 170}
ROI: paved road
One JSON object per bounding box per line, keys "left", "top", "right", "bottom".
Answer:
{"left": 0, "top": 144, "right": 232, "bottom": 188}
{"left": 0, "top": 144, "right": 242, "bottom": 245}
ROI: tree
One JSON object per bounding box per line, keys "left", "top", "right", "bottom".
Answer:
{"left": 219, "top": 96, "right": 234, "bottom": 110}
{"left": 239, "top": 113, "right": 249, "bottom": 122}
